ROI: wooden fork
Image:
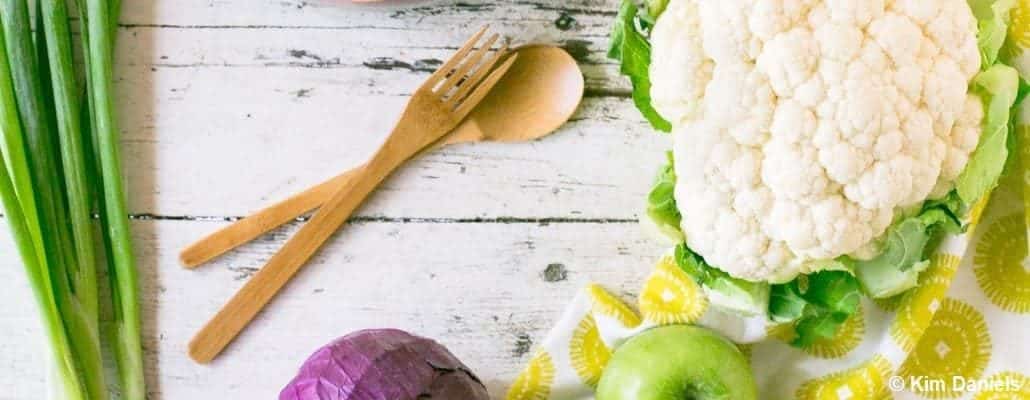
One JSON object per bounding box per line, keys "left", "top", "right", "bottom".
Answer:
{"left": 188, "top": 27, "right": 516, "bottom": 363}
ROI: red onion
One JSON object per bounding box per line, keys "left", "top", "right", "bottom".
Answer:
{"left": 279, "top": 329, "right": 489, "bottom": 400}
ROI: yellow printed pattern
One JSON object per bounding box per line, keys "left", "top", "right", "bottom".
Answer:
{"left": 796, "top": 355, "right": 892, "bottom": 400}
{"left": 890, "top": 254, "right": 961, "bottom": 351}
{"left": 767, "top": 322, "right": 796, "bottom": 342}
{"left": 973, "top": 372, "right": 1030, "bottom": 400}
{"left": 924, "top": 254, "right": 962, "bottom": 281}
{"left": 506, "top": 350, "right": 556, "bottom": 400}
{"left": 873, "top": 294, "right": 902, "bottom": 312}
{"left": 890, "top": 278, "right": 950, "bottom": 352}
{"left": 974, "top": 214, "right": 1030, "bottom": 313}
{"left": 1012, "top": 0, "right": 1030, "bottom": 48}
{"left": 968, "top": 194, "right": 992, "bottom": 228}
{"left": 899, "top": 298, "right": 992, "bottom": 399}
{"left": 569, "top": 314, "right": 611, "bottom": 388}
{"left": 587, "top": 284, "right": 642, "bottom": 327}
{"left": 638, "top": 255, "right": 707, "bottom": 324}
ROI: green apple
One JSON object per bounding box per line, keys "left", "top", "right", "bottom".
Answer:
{"left": 596, "top": 325, "right": 757, "bottom": 400}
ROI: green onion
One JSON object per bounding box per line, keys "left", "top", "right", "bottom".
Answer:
{"left": 82, "top": 0, "right": 146, "bottom": 396}
{"left": 41, "top": 0, "right": 109, "bottom": 397}
{"left": 1, "top": 1, "right": 106, "bottom": 398}
{"left": 0, "top": 0, "right": 144, "bottom": 397}
{"left": 0, "top": 22, "right": 86, "bottom": 400}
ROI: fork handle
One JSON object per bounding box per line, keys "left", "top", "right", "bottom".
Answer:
{"left": 188, "top": 121, "right": 430, "bottom": 363}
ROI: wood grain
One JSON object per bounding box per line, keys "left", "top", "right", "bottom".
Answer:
{"left": 0, "top": 219, "right": 662, "bottom": 399}
{"left": 0, "top": 0, "right": 671, "bottom": 398}
{"left": 110, "top": 30, "right": 661, "bottom": 218}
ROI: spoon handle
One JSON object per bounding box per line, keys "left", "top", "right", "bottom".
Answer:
{"left": 178, "top": 124, "right": 483, "bottom": 269}
{"left": 178, "top": 168, "right": 357, "bottom": 268}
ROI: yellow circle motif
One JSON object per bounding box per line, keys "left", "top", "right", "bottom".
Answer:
{"left": 505, "top": 350, "right": 556, "bottom": 400}
{"left": 804, "top": 304, "right": 867, "bottom": 359}
{"left": 766, "top": 322, "right": 796, "bottom": 342}
{"left": 638, "top": 255, "right": 708, "bottom": 324}
{"left": 1011, "top": 0, "right": 1030, "bottom": 49}
{"left": 973, "top": 214, "right": 1030, "bottom": 313}
{"left": 586, "top": 284, "right": 642, "bottom": 327}
{"left": 923, "top": 254, "right": 962, "bottom": 282}
{"left": 890, "top": 277, "right": 950, "bottom": 352}
{"left": 796, "top": 355, "right": 893, "bottom": 400}
{"left": 899, "top": 298, "right": 992, "bottom": 399}
{"left": 569, "top": 314, "right": 611, "bottom": 388}
{"left": 873, "top": 292, "right": 903, "bottom": 312}
{"left": 973, "top": 372, "right": 1030, "bottom": 400}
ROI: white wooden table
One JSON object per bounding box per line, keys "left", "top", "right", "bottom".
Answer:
{"left": 0, "top": 1, "right": 669, "bottom": 398}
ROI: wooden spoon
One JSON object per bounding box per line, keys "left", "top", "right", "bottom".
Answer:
{"left": 179, "top": 45, "right": 584, "bottom": 268}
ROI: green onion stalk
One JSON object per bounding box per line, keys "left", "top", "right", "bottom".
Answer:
{"left": 0, "top": 0, "right": 144, "bottom": 398}
{"left": 45, "top": 0, "right": 119, "bottom": 398}
{"left": 2, "top": 1, "right": 104, "bottom": 399}
{"left": 82, "top": 0, "right": 146, "bottom": 397}
{"left": 0, "top": 24, "right": 86, "bottom": 400}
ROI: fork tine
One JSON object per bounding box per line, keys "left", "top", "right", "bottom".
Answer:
{"left": 435, "top": 33, "right": 500, "bottom": 95}
{"left": 444, "top": 41, "right": 510, "bottom": 107}
{"left": 452, "top": 55, "right": 517, "bottom": 119}
{"left": 425, "top": 26, "right": 488, "bottom": 87}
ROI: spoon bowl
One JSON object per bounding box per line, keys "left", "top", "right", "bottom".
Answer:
{"left": 450, "top": 45, "right": 584, "bottom": 143}
{"left": 179, "top": 45, "right": 584, "bottom": 268}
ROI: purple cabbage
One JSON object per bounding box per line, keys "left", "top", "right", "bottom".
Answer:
{"left": 279, "top": 329, "right": 489, "bottom": 400}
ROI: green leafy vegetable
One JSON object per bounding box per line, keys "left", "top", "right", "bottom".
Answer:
{"left": 854, "top": 202, "right": 963, "bottom": 298}
{"left": 636, "top": 0, "right": 668, "bottom": 26}
{"left": 609, "top": 0, "right": 671, "bottom": 132}
{"left": 768, "top": 271, "right": 862, "bottom": 347}
{"left": 674, "top": 244, "right": 770, "bottom": 316}
{"left": 646, "top": 152, "right": 684, "bottom": 241}
{"left": 968, "top": 0, "right": 1017, "bottom": 68}
{"left": 956, "top": 0, "right": 1023, "bottom": 206}
{"left": 768, "top": 283, "right": 807, "bottom": 323}
{"left": 957, "top": 64, "right": 1021, "bottom": 206}
{"left": 673, "top": 233, "right": 863, "bottom": 345}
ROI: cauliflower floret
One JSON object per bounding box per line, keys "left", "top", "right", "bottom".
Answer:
{"left": 650, "top": 0, "right": 713, "bottom": 124}
{"left": 653, "top": 0, "right": 982, "bottom": 281}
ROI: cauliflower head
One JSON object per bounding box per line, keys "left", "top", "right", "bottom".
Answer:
{"left": 651, "top": 0, "right": 984, "bottom": 282}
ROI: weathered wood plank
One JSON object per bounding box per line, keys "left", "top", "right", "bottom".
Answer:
{"left": 116, "top": 26, "right": 626, "bottom": 92}
{"left": 114, "top": 61, "right": 661, "bottom": 218}
{"left": 0, "top": 219, "right": 663, "bottom": 399}
{"left": 120, "top": 1, "right": 619, "bottom": 29}
{"left": 99, "top": 0, "right": 663, "bottom": 221}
